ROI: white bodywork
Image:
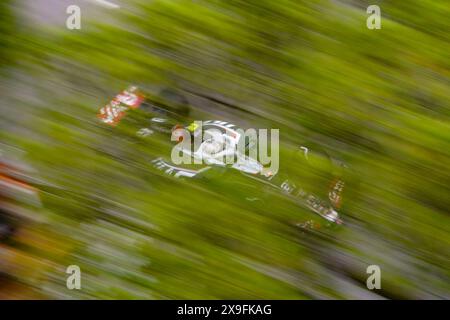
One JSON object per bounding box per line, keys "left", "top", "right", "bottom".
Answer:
{"left": 176, "top": 120, "right": 264, "bottom": 175}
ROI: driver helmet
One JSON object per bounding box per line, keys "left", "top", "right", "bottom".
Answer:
{"left": 201, "top": 129, "right": 225, "bottom": 155}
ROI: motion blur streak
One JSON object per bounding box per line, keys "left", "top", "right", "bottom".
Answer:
{"left": 0, "top": 0, "right": 449, "bottom": 299}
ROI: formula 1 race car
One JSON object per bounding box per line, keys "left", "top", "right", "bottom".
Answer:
{"left": 97, "top": 86, "right": 346, "bottom": 228}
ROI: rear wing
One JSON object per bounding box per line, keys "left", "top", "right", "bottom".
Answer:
{"left": 97, "top": 86, "right": 145, "bottom": 126}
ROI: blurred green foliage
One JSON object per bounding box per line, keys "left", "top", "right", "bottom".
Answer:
{"left": 0, "top": 0, "right": 449, "bottom": 299}
{"left": 0, "top": 1, "right": 14, "bottom": 68}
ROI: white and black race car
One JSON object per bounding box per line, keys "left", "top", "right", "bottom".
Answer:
{"left": 97, "top": 86, "right": 345, "bottom": 228}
